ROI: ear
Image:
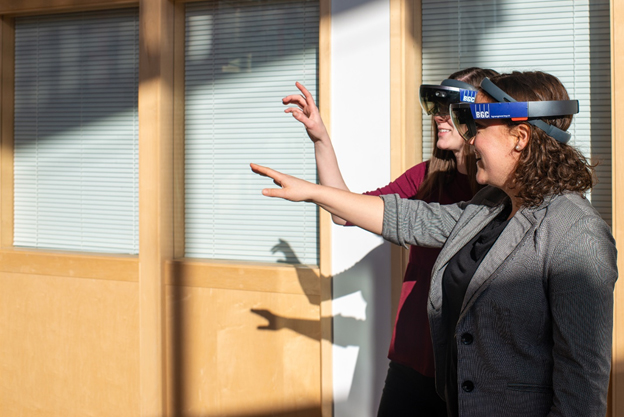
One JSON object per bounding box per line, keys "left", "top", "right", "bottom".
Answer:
{"left": 512, "top": 123, "right": 531, "bottom": 152}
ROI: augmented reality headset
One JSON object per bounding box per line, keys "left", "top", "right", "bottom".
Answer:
{"left": 419, "top": 79, "right": 478, "bottom": 116}
{"left": 449, "top": 77, "right": 579, "bottom": 143}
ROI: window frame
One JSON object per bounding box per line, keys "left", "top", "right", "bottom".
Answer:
{"left": 0, "top": 0, "right": 333, "bottom": 415}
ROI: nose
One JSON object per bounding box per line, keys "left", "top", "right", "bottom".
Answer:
{"left": 434, "top": 113, "right": 451, "bottom": 122}
{"left": 469, "top": 136, "right": 475, "bottom": 145}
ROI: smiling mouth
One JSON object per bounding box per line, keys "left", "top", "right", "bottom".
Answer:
{"left": 438, "top": 128, "right": 451, "bottom": 134}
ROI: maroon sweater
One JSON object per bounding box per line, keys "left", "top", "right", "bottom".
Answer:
{"left": 362, "top": 161, "right": 474, "bottom": 377}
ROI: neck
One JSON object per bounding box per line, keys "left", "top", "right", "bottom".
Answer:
{"left": 502, "top": 189, "right": 522, "bottom": 220}
{"left": 509, "top": 200, "right": 521, "bottom": 220}
{"left": 454, "top": 149, "right": 467, "bottom": 175}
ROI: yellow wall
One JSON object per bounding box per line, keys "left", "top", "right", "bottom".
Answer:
{"left": 0, "top": 269, "right": 140, "bottom": 416}
{"left": 165, "top": 276, "right": 321, "bottom": 416}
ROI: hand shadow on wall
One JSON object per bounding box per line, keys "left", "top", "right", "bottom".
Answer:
{"left": 251, "top": 238, "right": 392, "bottom": 415}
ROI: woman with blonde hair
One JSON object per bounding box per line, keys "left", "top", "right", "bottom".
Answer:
{"left": 282, "top": 67, "right": 496, "bottom": 416}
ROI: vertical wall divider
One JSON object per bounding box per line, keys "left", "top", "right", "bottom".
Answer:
{"left": 0, "top": 16, "right": 14, "bottom": 249}
{"left": 389, "top": 0, "right": 421, "bottom": 328}
{"left": 138, "top": 0, "right": 175, "bottom": 415}
{"left": 173, "top": 1, "right": 185, "bottom": 260}
{"left": 318, "top": 0, "right": 332, "bottom": 414}
{"left": 610, "top": 0, "right": 624, "bottom": 414}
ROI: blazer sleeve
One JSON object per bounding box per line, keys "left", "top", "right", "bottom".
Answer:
{"left": 380, "top": 193, "right": 464, "bottom": 248}
{"left": 547, "top": 215, "right": 617, "bottom": 417}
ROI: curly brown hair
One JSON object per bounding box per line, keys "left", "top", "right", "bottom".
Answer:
{"left": 481, "top": 71, "right": 595, "bottom": 208}
{"left": 416, "top": 67, "right": 498, "bottom": 201}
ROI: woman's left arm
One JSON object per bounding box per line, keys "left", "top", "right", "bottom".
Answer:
{"left": 548, "top": 216, "right": 618, "bottom": 416}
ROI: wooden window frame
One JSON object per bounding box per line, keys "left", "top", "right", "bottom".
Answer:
{"left": 0, "top": 0, "right": 332, "bottom": 415}
{"left": 610, "top": 0, "right": 624, "bottom": 413}
{"left": 0, "top": 1, "right": 142, "bottom": 280}
{"left": 389, "top": 0, "right": 420, "bottom": 331}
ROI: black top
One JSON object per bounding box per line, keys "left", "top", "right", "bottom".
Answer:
{"left": 442, "top": 203, "right": 512, "bottom": 417}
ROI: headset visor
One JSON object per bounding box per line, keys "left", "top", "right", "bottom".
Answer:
{"left": 419, "top": 85, "right": 477, "bottom": 116}
{"left": 449, "top": 103, "right": 477, "bottom": 141}
{"left": 450, "top": 100, "right": 580, "bottom": 142}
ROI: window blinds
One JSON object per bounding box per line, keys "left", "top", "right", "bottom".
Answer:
{"left": 421, "top": 0, "right": 611, "bottom": 223}
{"left": 184, "top": 0, "right": 319, "bottom": 265}
{"left": 14, "top": 8, "right": 139, "bottom": 253}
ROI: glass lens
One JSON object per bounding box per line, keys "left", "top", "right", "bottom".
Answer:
{"left": 419, "top": 86, "right": 458, "bottom": 116}
{"left": 450, "top": 104, "right": 476, "bottom": 141}
{"left": 419, "top": 95, "right": 439, "bottom": 115}
{"left": 420, "top": 99, "right": 448, "bottom": 116}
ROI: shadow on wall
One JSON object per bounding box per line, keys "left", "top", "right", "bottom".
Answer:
{"left": 168, "top": 238, "right": 392, "bottom": 416}
{"left": 251, "top": 239, "right": 392, "bottom": 416}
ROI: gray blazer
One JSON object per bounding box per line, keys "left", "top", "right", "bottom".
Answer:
{"left": 381, "top": 186, "right": 617, "bottom": 417}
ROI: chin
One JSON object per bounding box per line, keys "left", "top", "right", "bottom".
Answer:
{"left": 436, "top": 140, "right": 454, "bottom": 151}
{"left": 437, "top": 138, "right": 462, "bottom": 151}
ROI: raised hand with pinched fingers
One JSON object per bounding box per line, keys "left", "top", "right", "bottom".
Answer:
{"left": 282, "top": 82, "right": 330, "bottom": 144}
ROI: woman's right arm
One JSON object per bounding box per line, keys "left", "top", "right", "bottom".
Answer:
{"left": 251, "top": 163, "right": 460, "bottom": 248}
{"left": 250, "top": 163, "right": 384, "bottom": 234}
{"left": 282, "top": 82, "right": 350, "bottom": 224}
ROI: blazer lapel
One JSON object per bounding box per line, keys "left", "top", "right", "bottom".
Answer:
{"left": 460, "top": 208, "right": 535, "bottom": 313}
{"left": 428, "top": 200, "right": 504, "bottom": 312}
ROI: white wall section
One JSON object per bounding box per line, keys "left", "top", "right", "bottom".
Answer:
{"left": 330, "top": 0, "right": 392, "bottom": 414}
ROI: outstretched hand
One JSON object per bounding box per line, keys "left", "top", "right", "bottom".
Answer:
{"left": 251, "top": 163, "right": 385, "bottom": 235}
{"left": 282, "top": 82, "right": 329, "bottom": 143}
{"left": 250, "top": 163, "right": 318, "bottom": 202}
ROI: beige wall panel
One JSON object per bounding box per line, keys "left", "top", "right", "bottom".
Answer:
{"left": 0, "top": 272, "right": 139, "bottom": 416}
{"left": 0, "top": 250, "right": 138, "bottom": 282}
{"left": 167, "top": 259, "right": 320, "bottom": 296}
{"left": 166, "top": 285, "right": 321, "bottom": 417}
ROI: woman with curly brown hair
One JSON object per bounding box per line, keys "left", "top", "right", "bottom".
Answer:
{"left": 251, "top": 70, "right": 617, "bottom": 416}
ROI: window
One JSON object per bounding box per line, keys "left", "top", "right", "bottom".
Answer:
{"left": 14, "top": 8, "right": 139, "bottom": 253}
{"left": 184, "top": 0, "right": 319, "bottom": 265}
{"left": 421, "top": 0, "right": 611, "bottom": 223}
